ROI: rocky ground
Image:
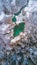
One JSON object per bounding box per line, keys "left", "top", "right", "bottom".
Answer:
{"left": 0, "top": 18, "right": 37, "bottom": 65}
{"left": 0, "top": 0, "right": 37, "bottom": 65}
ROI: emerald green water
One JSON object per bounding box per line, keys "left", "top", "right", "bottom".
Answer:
{"left": 14, "top": 0, "right": 29, "bottom": 16}
{"left": 12, "top": 16, "right": 17, "bottom": 22}
{"left": 13, "top": 22, "right": 25, "bottom": 37}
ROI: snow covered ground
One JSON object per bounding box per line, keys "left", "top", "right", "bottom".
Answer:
{"left": 24, "top": 0, "right": 37, "bottom": 26}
